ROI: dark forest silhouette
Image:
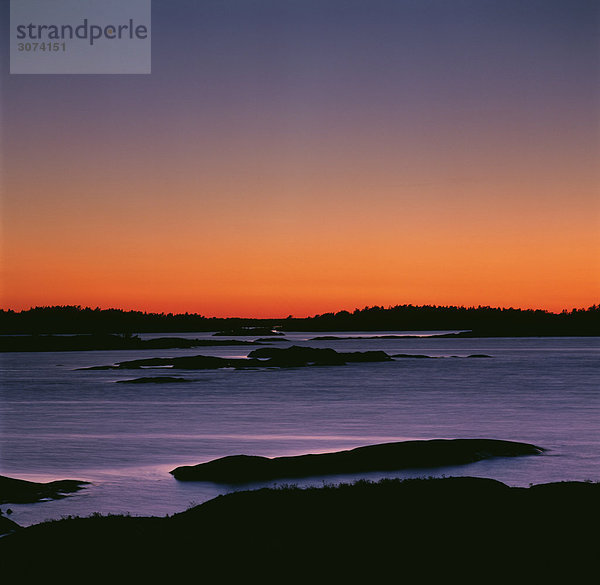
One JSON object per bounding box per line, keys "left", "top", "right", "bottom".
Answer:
{"left": 0, "top": 304, "right": 597, "bottom": 335}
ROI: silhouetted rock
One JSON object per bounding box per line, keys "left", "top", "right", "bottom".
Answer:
{"left": 170, "top": 438, "right": 544, "bottom": 482}
{"left": 342, "top": 350, "right": 392, "bottom": 362}
{"left": 116, "top": 376, "right": 190, "bottom": 384}
{"left": 80, "top": 355, "right": 260, "bottom": 370}
{"left": 1, "top": 477, "right": 597, "bottom": 580}
{"left": 247, "top": 345, "right": 392, "bottom": 366}
{"left": 248, "top": 345, "right": 346, "bottom": 366}
{"left": 526, "top": 480, "right": 599, "bottom": 495}
{"left": 81, "top": 346, "right": 392, "bottom": 370}
{"left": 0, "top": 515, "right": 21, "bottom": 536}
{"left": 0, "top": 475, "right": 89, "bottom": 504}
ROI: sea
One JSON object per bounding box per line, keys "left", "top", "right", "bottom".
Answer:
{"left": 1, "top": 332, "right": 598, "bottom": 527}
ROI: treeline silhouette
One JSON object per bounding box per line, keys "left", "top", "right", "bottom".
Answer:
{"left": 0, "top": 304, "right": 598, "bottom": 335}
{"left": 0, "top": 306, "right": 271, "bottom": 334}
{"left": 286, "top": 304, "right": 600, "bottom": 335}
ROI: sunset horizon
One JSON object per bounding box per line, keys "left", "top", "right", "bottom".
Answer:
{"left": 2, "top": 300, "right": 598, "bottom": 321}
{"left": 2, "top": 0, "right": 598, "bottom": 317}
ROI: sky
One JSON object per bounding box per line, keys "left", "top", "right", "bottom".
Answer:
{"left": 1, "top": 0, "right": 599, "bottom": 317}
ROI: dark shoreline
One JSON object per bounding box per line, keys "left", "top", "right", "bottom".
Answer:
{"left": 1, "top": 476, "right": 597, "bottom": 579}
{"left": 2, "top": 330, "right": 598, "bottom": 353}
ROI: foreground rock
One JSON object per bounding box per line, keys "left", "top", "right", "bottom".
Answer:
{"left": 0, "top": 475, "right": 89, "bottom": 504}
{"left": 170, "top": 438, "right": 544, "bottom": 482}
{"left": 0, "top": 514, "right": 21, "bottom": 536}
{"left": 80, "top": 346, "right": 393, "bottom": 370}
{"left": 1, "top": 477, "right": 597, "bottom": 579}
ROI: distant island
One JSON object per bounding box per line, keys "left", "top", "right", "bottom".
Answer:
{"left": 171, "top": 438, "right": 544, "bottom": 482}
{"left": 79, "top": 346, "right": 393, "bottom": 370}
{"left": 0, "top": 304, "right": 597, "bottom": 336}
{"left": 0, "top": 333, "right": 264, "bottom": 353}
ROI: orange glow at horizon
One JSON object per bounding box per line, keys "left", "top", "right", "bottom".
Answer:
{"left": 2, "top": 2, "right": 598, "bottom": 318}
{"left": 3, "top": 158, "right": 598, "bottom": 317}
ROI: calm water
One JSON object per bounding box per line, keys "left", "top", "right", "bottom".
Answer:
{"left": 1, "top": 333, "right": 598, "bottom": 527}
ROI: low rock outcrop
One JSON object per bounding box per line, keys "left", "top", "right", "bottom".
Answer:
{"left": 170, "top": 438, "right": 544, "bottom": 482}
{"left": 0, "top": 475, "right": 89, "bottom": 504}
{"left": 80, "top": 346, "right": 393, "bottom": 370}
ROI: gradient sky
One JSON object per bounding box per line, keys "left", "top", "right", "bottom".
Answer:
{"left": 1, "top": 0, "right": 599, "bottom": 317}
